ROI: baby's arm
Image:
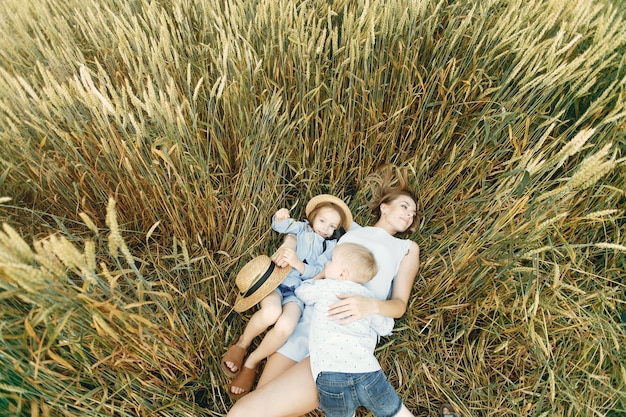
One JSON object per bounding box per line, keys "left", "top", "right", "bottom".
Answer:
{"left": 272, "top": 234, "right": 296, "bottom": 268}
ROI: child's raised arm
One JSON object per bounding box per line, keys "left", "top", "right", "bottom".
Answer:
{"left": 273, "top": 208, "right": 290, "bottom": 222}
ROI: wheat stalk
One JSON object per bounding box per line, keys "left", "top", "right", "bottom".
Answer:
{"left": 0, "top": 0, "right": 624, "bottom": 415}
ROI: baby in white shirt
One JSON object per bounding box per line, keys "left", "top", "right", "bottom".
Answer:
{"left": 295, "top": 242, "right": 407, "bottom": 417}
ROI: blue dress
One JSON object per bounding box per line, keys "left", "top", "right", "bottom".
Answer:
{"left": 272, "top": 217, "right": 337, "bottom": 287}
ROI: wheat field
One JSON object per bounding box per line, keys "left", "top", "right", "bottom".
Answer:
{"left": 0, "top": 0, "right": 624, "bottom": 416}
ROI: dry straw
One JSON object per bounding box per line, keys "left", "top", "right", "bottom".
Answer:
{"left": 0, "top": 0, "right": 625, "bottom": 415}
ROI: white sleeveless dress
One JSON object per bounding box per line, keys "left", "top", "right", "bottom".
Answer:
{"left": 276, "top": 224, "right": 413, "bottom": 362}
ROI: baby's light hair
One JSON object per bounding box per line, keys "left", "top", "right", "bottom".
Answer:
{"left": 333, "top": 243, "right": 378, "bottom": 283}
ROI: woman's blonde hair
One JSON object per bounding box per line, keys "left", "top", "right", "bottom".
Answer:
{"left": 362, "top": 164, "right": 419, "bottom": 233}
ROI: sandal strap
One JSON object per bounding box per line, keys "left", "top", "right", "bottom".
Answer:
{"left": 230, "top": 365, "right": 258, "bottom": 396}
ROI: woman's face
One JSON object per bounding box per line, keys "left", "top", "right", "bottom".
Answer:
{"left": 380, "top": 195, "right": 417, "bottom": 233}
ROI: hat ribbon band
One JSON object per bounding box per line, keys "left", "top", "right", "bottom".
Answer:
{"left": 241, "top": 262, "right": 276, "bottom": 298}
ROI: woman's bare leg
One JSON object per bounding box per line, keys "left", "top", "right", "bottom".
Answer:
{"left": 227, "top": 356, "right": 319, "bottom": 417}
{"left": 257, "top": 351, "right": 297, "bottom": 388}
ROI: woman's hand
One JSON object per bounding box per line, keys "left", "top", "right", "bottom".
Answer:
{"left": 327, "top": 293, "right": 377, "bottom": 324}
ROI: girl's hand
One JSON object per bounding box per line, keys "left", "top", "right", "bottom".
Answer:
{"left": 272, "top": 234, "right": 297, "bottom": 267}
{"left": 311, "top": 266, "right": 326, "bottom": 280}
{"left": 280, "top": 248, "right": 300, "bottom": 267}
{"left": 271, "top": 246, "right": 291, "bottom": 267}
{"left": 274, "top": 208, "right": 290, "bottom": 221}
{"left": 328, "top": 293, "right": 376, "bottom": 324}
{"left": 273, "top": 247, "right": 304, "bottom": 273}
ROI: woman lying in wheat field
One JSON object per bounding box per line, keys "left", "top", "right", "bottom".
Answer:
{"left": 227, "top": 165, "right": 445, "bottom": 417}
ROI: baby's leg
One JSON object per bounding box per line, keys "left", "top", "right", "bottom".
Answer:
{"left": 243, "top": 302, "right": 302, "bottom": 369}
{"left": 225, "top": 292, "right": 282, "bottom": 373}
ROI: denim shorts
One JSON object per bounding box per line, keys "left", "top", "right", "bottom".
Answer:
{"left": 275, "top": 284, "right": 304, "bottom": 311}
{"left": 316, "top": 370, "right": 402, "bottom": 417}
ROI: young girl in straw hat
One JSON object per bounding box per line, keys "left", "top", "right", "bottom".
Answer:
{"left": 222, "top": 194, "right": 352, "bottom": 398}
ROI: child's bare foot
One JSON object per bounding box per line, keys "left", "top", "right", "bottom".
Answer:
{"left": 220, "top": 339, "right": 248, "bottom": 378}
{"left": 229, "top": 362, "right": 259, "bottom": 398}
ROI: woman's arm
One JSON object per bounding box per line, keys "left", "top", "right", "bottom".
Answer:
{"left": 383, "top": 240, "right": 420, "bottom": 317}
{"left": 328, "top": 241, "right": 420, "bottom": 322}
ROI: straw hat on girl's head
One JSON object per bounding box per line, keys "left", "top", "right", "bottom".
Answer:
{"left": 233, "top": 255, "right": 290, "bottom": 312}
{"left": 305, "top": 194, "right": 353, "bottom": 230}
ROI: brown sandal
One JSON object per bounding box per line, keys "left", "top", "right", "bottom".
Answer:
{"left": 229, "top": 365, "right": 258, "bottom": 399}
{"left": 220, "top": 340, "right": 247, "bottom": 378}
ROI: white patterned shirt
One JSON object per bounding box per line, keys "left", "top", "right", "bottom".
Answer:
{"left": 295, "top": 278, "right": 394, "bottom": 379}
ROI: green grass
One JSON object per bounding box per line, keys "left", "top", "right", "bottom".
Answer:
{"left": 0, "top": 0, "right": 625, "bottom": 415}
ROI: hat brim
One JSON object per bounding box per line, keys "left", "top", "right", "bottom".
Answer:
{"left": 305, "top": 194, "right": 353, "bottom": 230}
{"left": 233, "top": 259, "right": 290, "bottom": 312}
